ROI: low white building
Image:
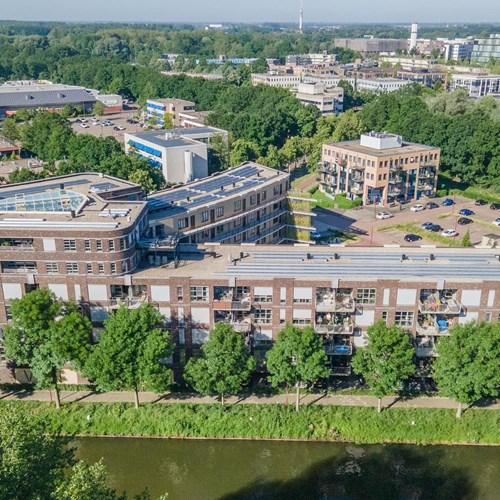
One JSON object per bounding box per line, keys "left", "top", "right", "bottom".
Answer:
{"left": 449, "top": 74, "right": 500, "bottom": 98}
{"left": 292, "top": 82, "right": 344, "bottom": 115}
{"left": 124, "top": 127, "right": 227, "bottom": 184}
{"left": 251, "top": 73, "right": 301, "bottom": 88}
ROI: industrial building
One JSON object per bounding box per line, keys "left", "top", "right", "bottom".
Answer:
{"left": 320, "top": 132, "right": 440, "bottom": 206}
{"left": 124, "top": 127, "right": 227, "bottom": 184}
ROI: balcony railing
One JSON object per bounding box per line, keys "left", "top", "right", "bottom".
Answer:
{"left": 231, "top": 321, "right": 252, "bottom": 333}
{"left": 325, "top": 343, "right": 352, "bottom": 356}
{"left": 350, "top": 185, "right": 364, "bottom": 195}
{"left": 2, "top": 267, "right": 38, "bottom": 274}
{"left": 315, "top": 323, "right": 354, "bottom": 335}
{"left": 418, "top": 299, "right": 462, "bottom": 315}
{"left": 108, "top": 297, "right": 147, "bottom": 309}
{"left": 416, "top": 323, "right": 450, "bottom": 336}
{"left": 316, "top": 297, "right": 355, "bottom": 313}
{"left": 331, "top": 366, "right": 352, "bottom": 376}
{"left": 0, "top": 245, "right": 34, "bottom": 252}
{"left": 213, "top": 296, "right": 252, "bottom": 311}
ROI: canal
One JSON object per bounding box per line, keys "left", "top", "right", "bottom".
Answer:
{"left": 75, "top": 438, "right": 500, "bottom": 499}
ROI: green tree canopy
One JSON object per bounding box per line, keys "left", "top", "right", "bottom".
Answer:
{"left": 266, "top": 325, "right": 329, "bottom": 411}
{"left": 184, "top": 323, "right": 255, "bottom": 404}
{"left": 433, "top": 322, "right": 500, "bottom": 418}
{"left": 3, "top": 288, "right": 93, "bottom": 408}
{"left": 351, "top": 321, "right": 415, "bottom": 412}
{"left": 85, "top": 303, "right": 173, "bottom": 409}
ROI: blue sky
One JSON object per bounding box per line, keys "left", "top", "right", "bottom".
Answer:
{"left": 0, "top": 0, "right": 498, "bottom": 24}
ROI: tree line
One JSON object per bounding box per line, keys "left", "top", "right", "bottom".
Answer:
{"left": 4, "top": 288, "right": 499, "bottom": 418}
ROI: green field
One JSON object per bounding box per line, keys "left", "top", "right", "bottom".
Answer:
{"left": 1, "top": 401, "right": 498, "bottom": 445}
{"left": 378, "top": 222, "right": 463, "bottom": 247}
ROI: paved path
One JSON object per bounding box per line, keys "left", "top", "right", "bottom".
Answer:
{"left": 1, "top": 389, "right": 498, "bottom": 410}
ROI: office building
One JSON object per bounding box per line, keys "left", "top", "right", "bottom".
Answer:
{"left": 292, "top": 83, "right": 344, "bottom": 115}
{"left": 443, "top": 40, "right": 475, "bottom": 61}
{"left": 145, "top": 98, "right": 196, "bottom": 127}
{"left": 0, "top": 80, "right": 96, "bottom": 120}
{"left": 396, "top": 70, "right": 446, "bottom": 87}
{"left": 333, "top": 38, "right": 408, "bottom": 56}
{"left": 320, "top": 132, "right": 440, "bottom": 205}
{"left": 251, "top": 73, "right": 301, "bottom": 88}
{"left": 471, "top": 34, "right": 500, "bottom": 64}
{"left": 449, "top": 74, "right": 500, "bottom": 98}
{"left": 124, "top": 127, "right": 227, "bottom": 183}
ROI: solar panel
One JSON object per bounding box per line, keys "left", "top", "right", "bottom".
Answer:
{"left": 0, "top": 178, "right": 90, "bottom": 199}
{"left": 0, "top": 189, "right": 86, "bottom": 214}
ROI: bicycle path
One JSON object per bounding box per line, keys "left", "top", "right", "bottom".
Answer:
{"left": 1, "top": 389, "right": 498, "bottom": 410}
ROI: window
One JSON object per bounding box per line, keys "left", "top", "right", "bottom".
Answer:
{"left": 293, "top": 317, "right": 311, "bottom": 325}
{"left": 381, "top": 311, "right": 388, "bottom": 323}
{"left": 66, "top": 262, "right": 79, "bottom": 274}
{"left": 84, "top": 240, "right": 91, "bottom": 252}
{"left": 395, "top": 311, "right": 414, "bottom": 327}
{"left": 216, "top": 207, "right": 224, "bottom": 218}
{"left": 190, "top": 286, "right": 208, "bottom": 302}
{"left": 254, "top": 309, "right": 272, "bottom": 324}
{"left": 201, "top": 211, "right": 209, "bottom": 222}
{"left": 96, "top": 240, "right": 103, "bottom": 252}
{"left": 261, "top": 190, "right": 267, "bottom": 201}
{"left": 109, "top": 240, "right": 115, "bottom": 252}
{"left": 98, "top": 263, "right": 104, "bottom": 275}
{"left": 110, "top": 263, "right": 117, "bottom": 275}
{"left": 234, "top": 200, "right": 241, "bottom": 211}
{"left": 86, "top": 263, "right": 93, "bottom": 274}
{"left": 356, "top": 288, "right": 376, "bottom": 305}
{"left": 250, "top": 195, "right": 256, "bottom": 205}
{"left": 64, "top": 239, "right": 76, "bottom": 252}
{"left": 254, "top": 294, "right": 273, "bottom": 303}
{"left": 177, "top": 286, "right": 183, "bottom": 301}
{"left": 46, "top": 262, "right": 58, "bottom": 274}
{"left": 234, "top": 218, "right": 241, "bottom": 228}
{"left": 119, "top": 238, "right": 125, "bottom": 251}
{"left": 178, "top": 218, "right": 188, "bottom": 230}
{"left": 217, "top": 225, "right": 224, "bottom": 234}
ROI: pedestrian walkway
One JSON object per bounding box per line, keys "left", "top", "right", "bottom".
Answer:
{"left": 1, "top": 389, "right": 498, "bottom": 410}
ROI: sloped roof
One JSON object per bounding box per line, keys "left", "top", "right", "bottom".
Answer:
{"left": 0, "top": 88, "right": 96, "bottom": 108}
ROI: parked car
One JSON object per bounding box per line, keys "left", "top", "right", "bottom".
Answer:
{"left": 80, "top": 123, "right": 89, "bottom": 129}
{"left": 490, "top": 203, "right": 500, "bottom": 210}
{"left": 457, "top": 217, "right": 472, "bottom": 225}
{"left": 113, "top": 126, "right": 120, "bottom": 131}
{"left": 493, "top": 218, "right": 500, "bottom": 226}
{"left": 404, "top": 234, "right": 422, "bottom": 242}
{"left": 420, "top": 222, "right": 434, "bottom": 230}
{"left": 442, "top": 198, "right": 455, "bottom": 206}
{"left": 117, "top": 125, "right": 126, "bottom": 131}
{"left": 459, "top": 208, "right": 474, "bottom": 216}
{"left": 376, "top": 212, "right": 393, "bottom": 220}
{"left": 441, "top": 229, "right": 459, "bottom": 237}
{"left": 475, "top": 199, "right": 487, "bottom": 206}
{"left": 425, "top": 202, "right": 439, "bottom": 209}
{"left": 427, "top": 224, "right": 442, "bottom": 232}
{"left": 310, "top": 231, "right": 322, "bottom": 239}
{"left": 410, "top": 204, "right": 425, "bottom": 212}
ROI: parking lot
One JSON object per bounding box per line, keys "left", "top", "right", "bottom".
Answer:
{"left": 69, "top": 109, "right": 143, "bottom": 141}
{"left": 314, "top": 196, "right": 500, "bottom": 247}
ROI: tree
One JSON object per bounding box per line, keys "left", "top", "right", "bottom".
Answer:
{"left": 229, "top": 139, "right": 259, "bottom": 167}
{"left": 461, "top": 229, "right": 473, "bottom": 247}
{"left": 351, "top": 321, "right": 415, "bottom": 413}
{"left": 433, "top": 322, "right": 500, "bottom": 418}
{"left": 2, "top": 288, "right": 93, "bottom": 409}
{"left": 266, "top": 325, "right": 329, "bottom": 412}
{"left": 85, "top": 303, "right": 173, "bottom": 409}
{"left": 331, "top": 110, "right": 365, "bottom": 142}
{"left": 184, "top": 323, "right": 255, "bottom": 405}
{"left": 93, "top": 101, "right": 105, "bottom": 117}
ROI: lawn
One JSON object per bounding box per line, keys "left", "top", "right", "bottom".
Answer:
{"left": 1, "top": 401, "right": 498, "bottom": 445}
{"left": 310, "top": 188, "right": 361, "bottom": 210}
{"left": 437, "top": 173, "right": 500, "bottom": 204}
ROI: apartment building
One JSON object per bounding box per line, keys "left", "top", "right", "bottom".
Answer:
{"left": 292, "top": 83, "right": 344, "bottom": 115}
{"left": 320, "top": 132, "right": 440, "bottom": 206}
{"left": 124, "top": 127, "right": 227, "bottom": 183}
{"left": 251, "top": 73, "right": 301, "bottom": 88}
{"left": 449, "top": 74, "right": 500, "bottom": 98}
{"left": 146, "top": 163, "right": 293, "bottom": 245}
{"left": 333, "top": 38, "right": 408, "bottom": 56}
{"left": 145, "top": 98, "right": 196, "bottom": 127}
{"left": 443, "top": 40, "right": 475, "bottom": 61}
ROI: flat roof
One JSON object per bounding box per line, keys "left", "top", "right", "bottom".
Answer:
{"left": 0, "top": 173, "right": 145, "bottom": 231}
{"left": 147, "top": 98, "right": 195, "bottom": 106}
{"left": 324, "top": 139, "right": 439, "bottom": 156}
{"left": 134, "top": 244, "right": 500, "bottom": 282}
{"left": 147, "top": 162, "right": 287, "bottom": 219}
{"left": 128, "top": 132, "right": 199, "bottom": 149}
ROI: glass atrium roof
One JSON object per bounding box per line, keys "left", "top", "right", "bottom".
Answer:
{"left": 0, "top": 189, "right": 87, "bottom": 214}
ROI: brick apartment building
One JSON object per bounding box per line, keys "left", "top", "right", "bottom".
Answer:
{"left": 320, "top": 132, "right": 440, "bottom": 205}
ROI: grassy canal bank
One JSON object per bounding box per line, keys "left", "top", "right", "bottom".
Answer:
{"left": 1, "top": 401, "right": 499, "bottom": 445}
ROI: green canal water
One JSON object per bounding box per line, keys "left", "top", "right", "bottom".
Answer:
{"left": 74, "top": 438, "right": 500, "bottom": 499}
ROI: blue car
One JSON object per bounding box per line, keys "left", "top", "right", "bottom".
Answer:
{"left": 459, "top": 208, "right": 474, "bottom": 216}
{"left": 442, "top": 198, "right": 455, "bottom": 206}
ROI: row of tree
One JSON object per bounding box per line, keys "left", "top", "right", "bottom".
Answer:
{"left": 4, "top": 288, "right": 499, "bottom": 417}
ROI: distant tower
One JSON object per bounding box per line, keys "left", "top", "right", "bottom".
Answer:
{"left": 409, "top": 22, "right": 418, "bottom": 52}
{"left": 299, "top": 0, "right": 304, "bottom": 33}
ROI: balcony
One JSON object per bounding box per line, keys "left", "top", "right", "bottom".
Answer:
{"left": 324, "top": 342, "right": 352, "bottom": 356}
{"left": 315, "top": 323, "right": 354, "bottom": 335}
{"left": 231, "top": 321, "right": 252, "bottom": 333}
{"left": 316, "top": 295, "right": 355, "bottom": 313}
{"left": 331, "top": 366, "right": 352, "bottom": 376}
{"left": 350, "top": 185, "right": 364, "bottom": 195}
{"left": 213, "top": 296, "right": 252, "bottom": 311}
{"left": 108, "top": 296, "right": 147, "bottom": 309}
{"left": 418, "top": 299, "right": 462, "bottom": 315}
{"left": 417, "top": 182, "right": 434, "bottom": 191}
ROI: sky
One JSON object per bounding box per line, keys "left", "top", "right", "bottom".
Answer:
{"left": 0, "top": 0, "right": 498, "bottom": 24}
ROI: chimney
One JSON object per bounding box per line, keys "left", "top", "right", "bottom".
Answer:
{"left": 59, "top": 183, "right": 64, "bottom": 190}
{"left": 70, "top": 209, "right": 76, "bottom": 218}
